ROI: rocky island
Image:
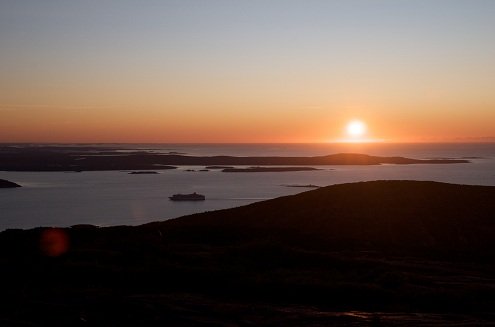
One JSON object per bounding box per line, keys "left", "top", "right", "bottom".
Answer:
{"left": 222, "top": 166, "right": 320, "bottom": 172}
{"left": 282, "top": 184, "right": 321, "bottom": 188}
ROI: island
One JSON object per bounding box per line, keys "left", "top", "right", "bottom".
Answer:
{"left": 0, "top": 179, "right": 21, "bottom": 188}
{"left": 128, "top": 171, "right": 159, "bottom": 174}
{"left": 222, "top": 166, "right": 320, "bottom": 172}
{"left": 0, "top": 145, "right": 470, "bottom": 171}
{"left": 282, "top": 184, "right": 321, "bottom": 188}
{"left": 1, "top": 180, "right": 495, "bottom": 325}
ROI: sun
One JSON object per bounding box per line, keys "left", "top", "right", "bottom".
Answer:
{"left": 346, "top": 120, "right": 367, "bottom": 138}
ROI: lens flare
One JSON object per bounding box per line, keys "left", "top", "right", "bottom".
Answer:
{"left": 40, "top": 228, "right": 69, "bottom": 257}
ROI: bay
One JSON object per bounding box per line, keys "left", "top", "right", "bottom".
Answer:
{"left": 1, "top": 143, "right": 494, "bottom": 231}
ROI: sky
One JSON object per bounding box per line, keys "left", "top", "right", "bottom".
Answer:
{"left": 1, "top": 0, "right": 494, "bottom": 143}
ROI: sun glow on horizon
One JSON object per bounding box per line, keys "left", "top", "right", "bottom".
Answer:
{"left": 346, "top": 120, "right": 367, "bottom": 138}
{"left": 331, "top": 119, "right": 384, "bottom": 143}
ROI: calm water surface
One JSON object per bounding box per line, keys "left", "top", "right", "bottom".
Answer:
{"left": 1, "top": 143, "right": 494, "bottom": 230}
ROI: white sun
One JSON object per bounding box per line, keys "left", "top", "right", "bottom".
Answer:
{"left": 346, "top": 120, "right": 367, "bottom": 138}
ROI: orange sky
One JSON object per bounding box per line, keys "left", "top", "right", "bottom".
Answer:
{"left": 1, "top": 1, "right": 494, "bottom": 143}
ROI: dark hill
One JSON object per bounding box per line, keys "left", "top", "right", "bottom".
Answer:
{"left": 1, "top": 181, "right": 495, "bottom": 325}
{"left": 161, "top": 180, "right": 495, "bottom": 257}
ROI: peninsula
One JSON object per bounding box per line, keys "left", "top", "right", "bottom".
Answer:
{"left": 0, "top": 179, "right": 21, "bottom": 188}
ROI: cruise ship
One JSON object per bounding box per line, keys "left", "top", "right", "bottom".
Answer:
{"left": 169, "top": 192, "right": 206, "bottom": 201}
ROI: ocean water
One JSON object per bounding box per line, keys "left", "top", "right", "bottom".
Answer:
{"left": 0, "top": 143, "right": 494, "bottom": 231}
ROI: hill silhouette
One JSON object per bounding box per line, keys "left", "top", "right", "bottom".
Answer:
{"left": 161, "top": 180, "right": 495, "bottom": 257}
{"left": 1, "top": 181, "right": 495, "bottom": 325}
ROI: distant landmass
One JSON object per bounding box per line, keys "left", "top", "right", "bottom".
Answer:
{"left": 1, "top": 180, "right": 494, "bottom": 325}
{"left": 0, "top": 179, "right": 21, "bottom": 188}
{"left": 0, "top": 145, "right": 469, "bottom": 171}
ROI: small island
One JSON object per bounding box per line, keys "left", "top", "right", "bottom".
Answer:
{"left": 282, "top": 184, "right": 321, "bottom": 188}
{"left": 128, "top": 171, "right": 159, "bottom": 174}
{"left": 222, "top": 167, "right": 320, "bottom": 172}
{"left": 0, "top": 179, "right": 21, "bottom": 188}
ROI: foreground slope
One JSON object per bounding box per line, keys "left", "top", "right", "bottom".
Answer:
{"left": 161, "top": 180, "right": 495, "bottom": 257}
{"left": 1, "top": 181, "right": 495, "bottom": 326}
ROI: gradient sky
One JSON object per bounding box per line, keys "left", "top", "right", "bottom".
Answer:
{"left": 1, "top": 0, "right": 494, "bottom": 143}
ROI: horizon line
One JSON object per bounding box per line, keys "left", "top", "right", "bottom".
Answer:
{"left": 1, "top": 140, "right": 494, "bottom": 145}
